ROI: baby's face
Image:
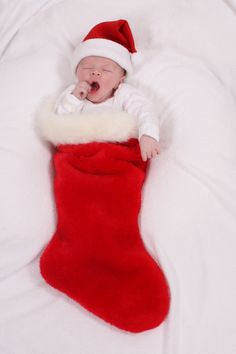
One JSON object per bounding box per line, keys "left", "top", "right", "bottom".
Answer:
{"left": 76, "top": 56, "right": 125, "bottom": 103}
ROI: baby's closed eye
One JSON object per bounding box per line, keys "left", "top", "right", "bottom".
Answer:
{"left": 102, "top": 67, "right": 113, "bottom": 72}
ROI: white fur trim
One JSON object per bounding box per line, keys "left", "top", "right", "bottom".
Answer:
{"left": 36, "top": 96, "right": 138, "bottom": 145}
{"left": 131, "top": 52, "right": 144, "bottom": 68}
{"left": 71, "top": 38, "right": 133, "bottom": 75}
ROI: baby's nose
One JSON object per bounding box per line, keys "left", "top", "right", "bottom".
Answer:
{"left": 91, "top": 70, "right": 101, "bottom": 77}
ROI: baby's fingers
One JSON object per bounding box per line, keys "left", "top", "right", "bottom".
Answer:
{"left": 141, "top": 149, "right": 148, "bottom": 161}
{"left": 152, "top": 147, "right": 160, "bottom": 158}
{"left": 79, "top": 90, "right": 87, "bottom": 100}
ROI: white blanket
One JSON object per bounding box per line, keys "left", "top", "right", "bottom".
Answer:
{"left": 1, "top": 1, "right": 236, "bottom": 353}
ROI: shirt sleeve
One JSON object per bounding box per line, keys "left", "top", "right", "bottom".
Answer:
{"left": 54, "top": 84, "right": 84, "bottom": 115}
{"left": 115, "top": 83, "right": 160, "bottom": 141}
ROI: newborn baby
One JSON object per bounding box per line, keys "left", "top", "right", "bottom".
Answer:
{"left": 55, "top": 20, "right": 161, "bottom": 161}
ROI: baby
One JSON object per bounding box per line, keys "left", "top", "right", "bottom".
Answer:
{"left": 55, "top": 19, "right": 160, "bottom": 161}
{"left": 40, "top": 20, "right": 170, "bottom": 332}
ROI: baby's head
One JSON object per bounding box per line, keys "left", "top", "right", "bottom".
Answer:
{"left": 71, "top": 20, "right": 141, "bottom": 102}
{"left": 76, "top": 55, "right": 126, "bottom": 103}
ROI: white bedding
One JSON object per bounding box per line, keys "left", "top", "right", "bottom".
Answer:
{"left": 1, "top": 1, "right": 236, "bottom": 353}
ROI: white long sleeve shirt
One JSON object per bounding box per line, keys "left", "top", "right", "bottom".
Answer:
{"left": 55, "top": 83, "right": 160, "bottom": 141}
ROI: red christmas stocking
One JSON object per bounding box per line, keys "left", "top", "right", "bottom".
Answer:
{"left": 38, "top": 105, "right": 170, "bottom": 333}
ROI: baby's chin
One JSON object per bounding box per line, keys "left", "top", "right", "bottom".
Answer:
{"left": 87, "top": 90, "right": 114, "bottom": 104}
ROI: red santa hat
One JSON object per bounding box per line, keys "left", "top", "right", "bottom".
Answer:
{"left": 71, "top": 19, "right": 142, "bottom": 76}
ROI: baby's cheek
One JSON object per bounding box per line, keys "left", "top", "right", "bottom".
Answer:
{"left": 76, "top": 69, "right": 87, "bottom": 81}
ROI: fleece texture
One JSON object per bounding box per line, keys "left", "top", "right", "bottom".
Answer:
{"left": 38, "top": 101, "right": 170, "bottom": 332}
{"left": 36, "top": 95, "right": 138, "bottom": 145}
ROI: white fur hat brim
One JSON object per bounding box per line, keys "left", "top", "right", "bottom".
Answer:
{"left": 71, "top": 38, "right": 133, "bottom": 75}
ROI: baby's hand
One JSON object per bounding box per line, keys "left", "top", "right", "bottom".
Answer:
{"left": 72, "top": 81, "right": 91, "bottom": 100}
{"left": 139, "top": 135, "right": 160, "bottom": 161}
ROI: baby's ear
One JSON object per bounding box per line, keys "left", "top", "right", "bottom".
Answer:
{"left": 120, "top": 75, "right": 126, "bottom": 83}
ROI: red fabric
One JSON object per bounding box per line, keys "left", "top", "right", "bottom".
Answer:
{"left": 83, "top": 19, "right": 137, "bottom": 53}
{"left": 40, "top": 139, "right": 170, "bottom": 333}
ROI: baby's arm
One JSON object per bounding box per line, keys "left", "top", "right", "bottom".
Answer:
{"left": 116, "top": 84, "right": 161, "bottom": 161}
{"left": 55, "top": 83, "right": 89, "bottom": 115}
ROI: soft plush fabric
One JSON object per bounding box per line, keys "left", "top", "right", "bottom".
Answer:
{"left": 40, "top": 138, "right": 170, "bottom": 332}
{"left": 36, "top": 95, "right": 138, "bottom": 145}
{"left": 39, "top": 104, "right": 170, "bottom": 332}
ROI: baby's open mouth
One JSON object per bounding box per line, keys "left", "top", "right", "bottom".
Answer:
{"left": 90, "top": 81, "right": 100, "bottom": 92}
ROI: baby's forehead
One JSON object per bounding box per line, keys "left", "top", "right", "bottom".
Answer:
{"left": 79, "top": 56, "right": 120, "bottom": 68}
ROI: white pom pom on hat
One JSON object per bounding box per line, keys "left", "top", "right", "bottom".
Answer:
{"left": 130, "top": 51, "right": 144, "bottom": 68}
{"left": 71, "top": 19, "right": 143, "bottom": 76}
